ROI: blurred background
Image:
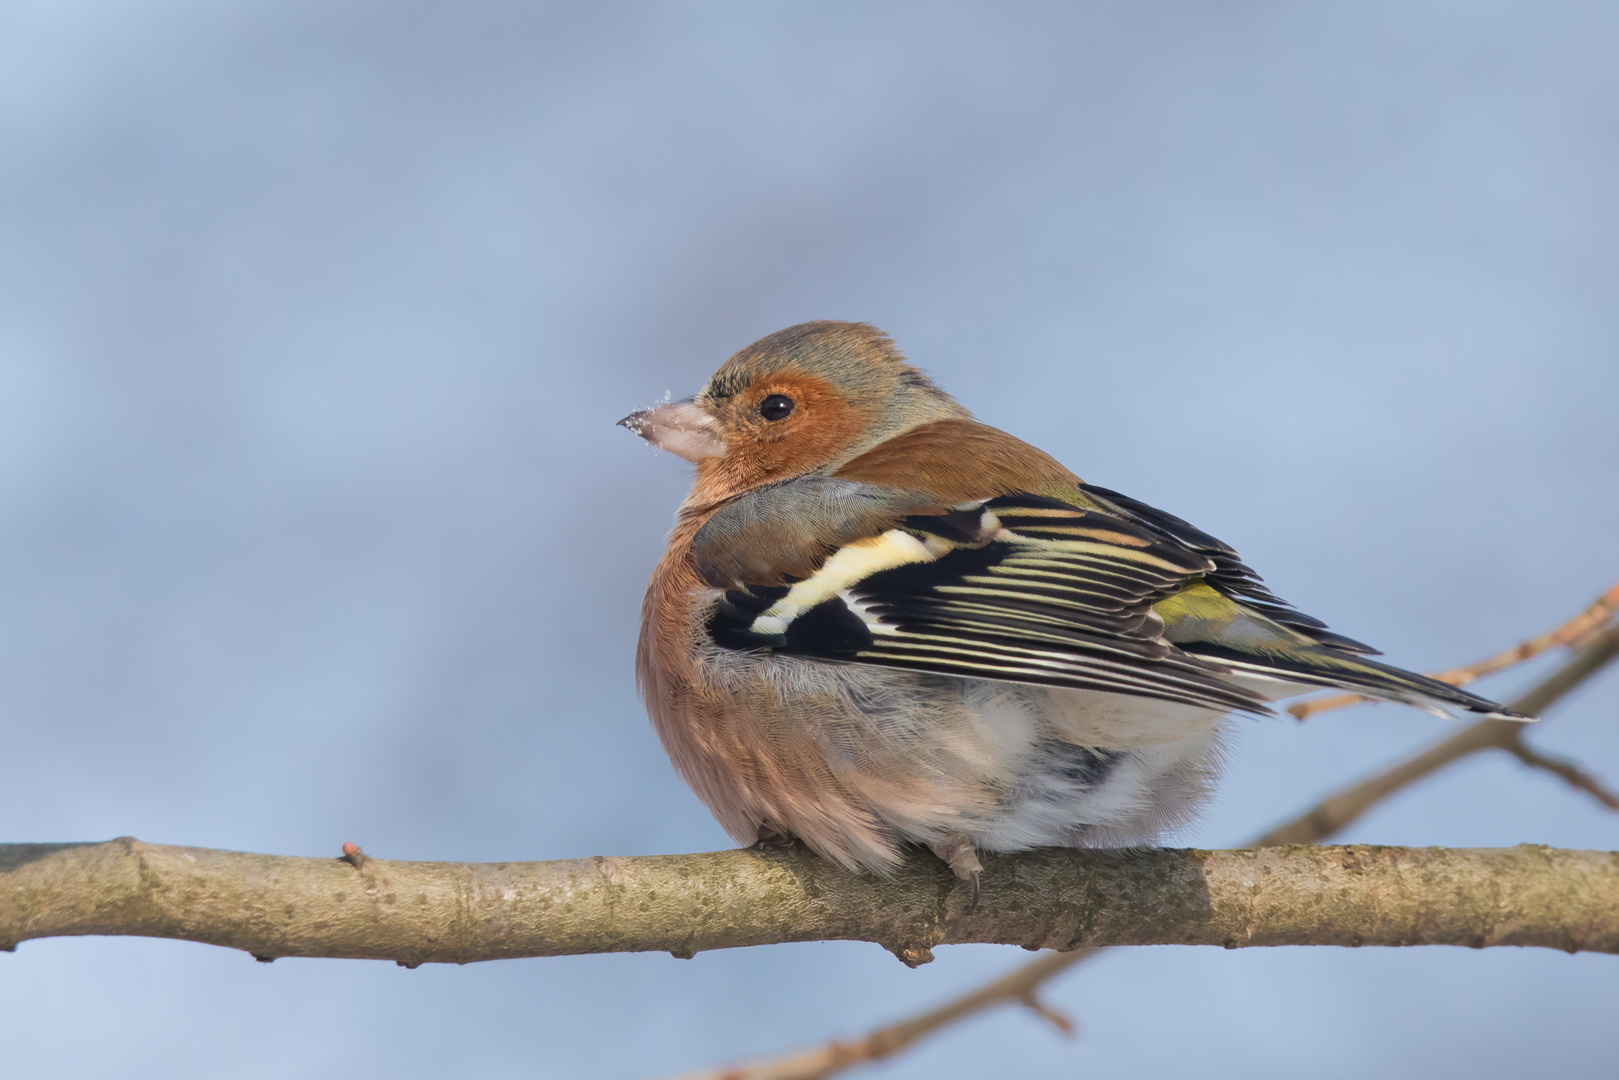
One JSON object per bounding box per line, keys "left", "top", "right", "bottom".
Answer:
{"left": 3, "top": 2, "right": 1617, "bottom": 1077}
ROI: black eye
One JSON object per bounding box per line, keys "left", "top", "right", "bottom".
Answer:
{"left": 758, "top": 394, "right": 796, "bottom": 421}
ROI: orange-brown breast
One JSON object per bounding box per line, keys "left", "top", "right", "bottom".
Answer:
{"left": 635, "top": 503, "right": 906, "bottom": 867}
{"left": 636, "top": 511, "right": 707, "bottom": 714}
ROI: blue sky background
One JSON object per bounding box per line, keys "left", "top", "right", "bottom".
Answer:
{"left": 3, "top": 3, "right": 1617, "bottom": 1077}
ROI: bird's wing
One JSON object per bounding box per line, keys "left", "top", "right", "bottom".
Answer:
{"left": 1076, "top": 483, "right": 1380, "bottom": 654}
{"left": 1075, "top": 484, "right": 1527, "bottom": 719}
{"left": 697, "top": 480, "right": 1527, "bottom": 721}
{"left": 700, "top": 488, "right": 1269, "bottom": 714}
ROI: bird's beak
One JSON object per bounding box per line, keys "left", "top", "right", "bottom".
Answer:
{"left": 617, "top": 397, "right": 726, "bottom": 462}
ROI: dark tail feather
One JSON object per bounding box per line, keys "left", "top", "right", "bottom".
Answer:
{"left": 1184, "top": 642, "right": 1534, "bottom": 721}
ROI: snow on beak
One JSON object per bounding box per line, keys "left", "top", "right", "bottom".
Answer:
{"left": 617, "top": 397, "right": 726, "bottom": 462}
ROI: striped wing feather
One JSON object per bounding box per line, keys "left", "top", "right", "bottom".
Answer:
{"left": 707, "top": 494, "right": 1270, "bottom": 714}
{"left": 1077, "top": 483, "right": 1380, "bottom": 654}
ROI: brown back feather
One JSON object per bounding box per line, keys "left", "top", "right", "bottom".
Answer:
{"left": 834, "top": 419, "right": 1080, "bottom": 503}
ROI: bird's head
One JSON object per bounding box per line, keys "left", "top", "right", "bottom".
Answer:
{"left": 620, "top": 321, "right": 969, "bottom": 505}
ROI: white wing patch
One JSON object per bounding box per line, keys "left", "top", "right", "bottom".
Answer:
{"left": 748, "top": 529, "right": 947, "bottom": 638}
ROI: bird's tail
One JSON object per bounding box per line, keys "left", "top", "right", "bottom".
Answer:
{"left": 1183, "top": 641, "right": 1534, "bottom": 722}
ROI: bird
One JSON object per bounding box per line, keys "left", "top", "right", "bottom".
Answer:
{"left": 621, "top": 320, "right": 1527, "bottom": 900}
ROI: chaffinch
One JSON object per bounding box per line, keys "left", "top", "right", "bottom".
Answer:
{"left": 622, "top": 321, "right": 1525, "bottom": 895}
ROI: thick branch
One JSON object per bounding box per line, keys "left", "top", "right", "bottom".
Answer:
{"left": 3, "top": 841, "right": 1616, "bottom": 963}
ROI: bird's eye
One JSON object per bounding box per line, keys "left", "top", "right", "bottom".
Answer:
{"left": 758, "top": 394, "right": 796, "bottom": 421}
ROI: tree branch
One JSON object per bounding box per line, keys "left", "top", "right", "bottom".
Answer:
{"left": 3, "top": 841, "right": 1616, "bottom": 963}
{"left": 665, "top": 949, "right": 1090, "bottom": 1080}
{"left": 1506, "top": 742, "right": 1619, "bottom": 811}
{"left": 687, "top": 608, "right": 1619, "bottom": 1079}
{"left": 1259, "top": 622, "right": 1619, "bottom": 845}
{"left": 7, "top": 592, "right": 1615, "bottom": 1080}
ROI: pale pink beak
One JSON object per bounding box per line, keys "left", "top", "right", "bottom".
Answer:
{"left": 618, "top": 397, "right": 726, "bottom": 462}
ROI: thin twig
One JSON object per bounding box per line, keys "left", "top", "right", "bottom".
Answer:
{"left": 665, "top": 950, "right": 1091, "bottom": 1080}
{"left": 1506, "top": 743, "right": 1619, "bottom": 811}
{"left": 672, "top": 613, "right": 1619, "bottom": 1080}
{"left": 1261, "top": 622, "right": 1619, "bottom": 844}
{"left": 1288, "top": 581, "right": 1619, "bottom": 720}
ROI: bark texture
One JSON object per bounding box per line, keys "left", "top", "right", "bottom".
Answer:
{"left": 3, "top": 840, "right": 1615, "bottom": 966}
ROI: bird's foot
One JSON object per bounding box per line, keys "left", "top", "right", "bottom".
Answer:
{"left": 930, "top": 837, "right": 984, "bottom": 910}
{"left": 754, "top": 823, "right": 799, "bottom": 850}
